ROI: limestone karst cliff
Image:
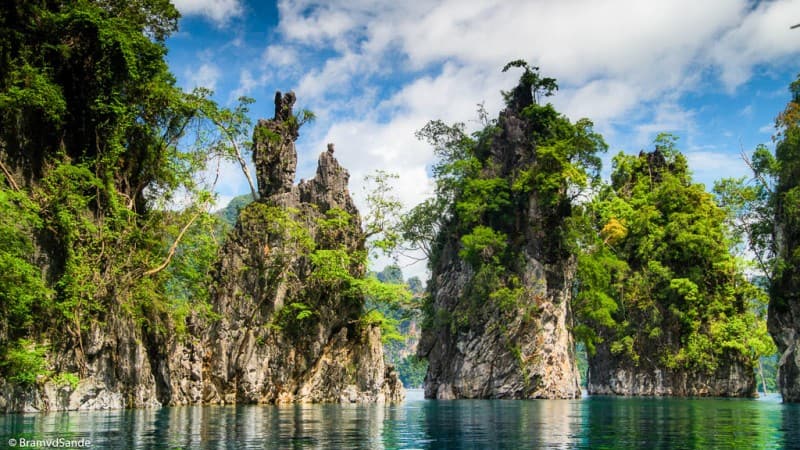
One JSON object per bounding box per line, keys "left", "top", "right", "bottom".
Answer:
{"left": 769, "top": 281, "right": 800, "bottom": 402}
{"left": 0, "top": 92, "right": 402, "bottom": 412}
{"left": 767, "top": 86, "right": 800, "bottom": 402}
{"left": 576, "top": 148, "right": 760, "bottom": 398}
{"left": 202, "top": 91, "right": 403, "bottom": 404}
{"left": 417, "top": 68, "right": 591, "bottom": 399}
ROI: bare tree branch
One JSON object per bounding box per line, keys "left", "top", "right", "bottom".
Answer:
{"left": 143, "top": 209, "right": 202, "bottom": 276}
{"left": 210, "top": 115, "right": 259, "bottom": 201}
{"left": 144, "top": 156, "right": 222, "bottom": 276}
{"left": 0, "top": 160, "right": 20, "bottom": 191}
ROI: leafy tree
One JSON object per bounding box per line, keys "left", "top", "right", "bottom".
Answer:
{"left": 502, "top": 59, "right": 558, "bottom": 104}
{"left": 377, "top": 264, "right": 404, "bottom": 284}
{"left": 574, "top": 138, "right": 774, "bottom": 374}
{"left": 406, "top": 276, "right": 424, "bottom": 295}
{"left": 0, "top": 0, "right": 234, "bottom": 380}
{"left": 362, "top": 170, "right": 403, "bottom": 256}
{"left": 1, "top": 339, "right": 50, "bottom": 386}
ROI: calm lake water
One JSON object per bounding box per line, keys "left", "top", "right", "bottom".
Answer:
{"left": 1, "top": 390, "right": 797, "bottom": 449}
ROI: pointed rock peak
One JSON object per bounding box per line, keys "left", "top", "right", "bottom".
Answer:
{"left": 316, "top": 144, "right": 347, "bottom": 185}
{"left": 509, "top": 80, "right": 534, "bottom": 111}
{"left": 253, "top": 90, "right": 299, "bottom": 198}
{"left": 298, "top": 143, "right": 356, "bottom": 215}
{"left": 274, "top": 91, "right": 296, "bottom": 122}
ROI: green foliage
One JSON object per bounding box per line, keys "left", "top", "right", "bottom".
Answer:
{"left": 360, "top": 309, "right": 405, "bottom": 344}
{"left": 356, "top": 276, "right": 414, "bottom": 310}
{"left": 413, "top": 67, "right": 606, "bottom": 338}
{"left": 364, "top": 265, "right": 425, "bottom": 384}
{"left": 52, "top": 372, "right": 80, "bottom": 390}
{"left": 2, "top": 339, "right": 50, "bottom": 386}
{"left": 195, "top": 94, "right": 261, "bottom": 199}
{"left": 289, "top": 303, "right": 314, "bottom": 321}
{"left": 575, "top": 138, "right": 773, "bottom": 373}
{"left": 162, "top": 212, "right": 224, "bottom": 335}
{"left": 310, "top": 249, "right": 354, "bottom": 285}
{"left": 0, "top": 63, "right": 67, "bottom": 123}
{"left": 0, "top": 187, "right": 51, "bottom": 342}
{"left": 396, "top": 355, "right": 428, "bottom": 388}
{"left": 770, "top": 75, "right": 800, "bottom": 310}
{"left": 575, "top": 343, "right": 589, "bottom": 388}
{"left": 406, "top": 276, "right": 424, "bottom": 295}
{"left": 415, "top": 120, "right": 480, "bottom": 207}
{"left": 502, "top": 60, "right": 558, "bottom": 104}
{"left": 459, "top": 226, "right": 508, "bottom": 265}
{"left": 215, "top": 194, "right": 254, "bottom": 227}
{"left": 296, "top": 108, "right": 316, "bottom": 127}
{"left": 316, "top": 207, "right": 355, "bottom": 247}
{"left": 362, "top": 171, "right": 403, "bottom": 256}
{"left": 376, "top": 264, "right": 404, "bottom": 284}
{"left": 399, "top": 197, "right": 447, "bottom": 260}
{"left": 455, "top": 177, "right": 510, "bottom": 225}
{"left": 245, "top": 203, "right": 314, "bottom": 253}
{"left": 758, "top": 353, "right": 778, "bottom": 393}
{"left": 0, "top": 0, "right": 236, "bottom": 377}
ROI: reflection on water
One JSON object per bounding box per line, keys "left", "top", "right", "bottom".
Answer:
{"left": 0, "top": 391, "right": 794, "bottom": 449}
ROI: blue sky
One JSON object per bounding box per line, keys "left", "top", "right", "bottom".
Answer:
{"left": 166, "top": 0, "right": 800, "bottom": 275}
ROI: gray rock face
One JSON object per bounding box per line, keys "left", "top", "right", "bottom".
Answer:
{"left": 253, "top": 91, "right": 299, "bottom": 198}
{"left": 0, "top": 314, "right": 164, "bottom": 412}
{"left": 202, "top": 91, "right": 402, "bottom": 405}
{"left": 587, "top": 347, "right": 755, "bottom": 397}
{"left": 0, "top": 92, "right": 402, "bottom": 412}
{"left": 769, "top": 299, "right": 800, "bottom": 402}
{"left": 417, "top": 82, "right": 581, "bottom": 400}
{"left": 769, "top": 177, "right": 800, "bottom": 402}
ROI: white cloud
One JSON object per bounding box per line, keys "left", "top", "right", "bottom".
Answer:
{"left": 759, "top": 123, "right": 775, "bottom": 134}
{"left": 185, "top": 63, "right": 221, "bottom": 91}
{"left": 379, "top": 63, "right": 513, "bottom": 124}
{"left": 271, "top": 0, "right": 775, "bottom": 132}
{"left": 685, "top": 151, "right": 750, "bottom": 188}
{"left": 229, "top": 69, "right": 271, "bottom": 102}
{"left": 632, "top": 102, "right": 697, "bottom": 148}
{"left": 271, "top": 3, "right": 796, "bottom": 162}
{"left": 263, "top": 45, "right": 299, "bottom": 68}
{"left": 173, "top": 0, "right": 243, "bottom": 25}
{"left": 211, "top": 0, "right": 800, "bottom": 276}
{"left": 296, "top": 51, "right": 364, "bottom": 100}
{"left": 557, "top": 79, "right": 640, "bottom": 127}
{"left": 709, "top": 0, "right": 800, "bottom": 91}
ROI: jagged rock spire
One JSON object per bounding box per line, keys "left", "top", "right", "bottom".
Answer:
{"left": 253, "top": 91, "right": 298, "bottom": 198}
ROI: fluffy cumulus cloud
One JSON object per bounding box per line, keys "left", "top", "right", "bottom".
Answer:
{"left": 222, "top": 0, "right": 800, "bottom": 275}
{"left": 173, "top": 0, "right": 244, "bottom": 25}
{"left": 709, "top": 0, "right": 800, "bottom": 91}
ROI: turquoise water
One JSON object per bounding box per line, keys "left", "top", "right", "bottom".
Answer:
{"left": 0, "top": 391, "right": 797, "bottom": 449}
